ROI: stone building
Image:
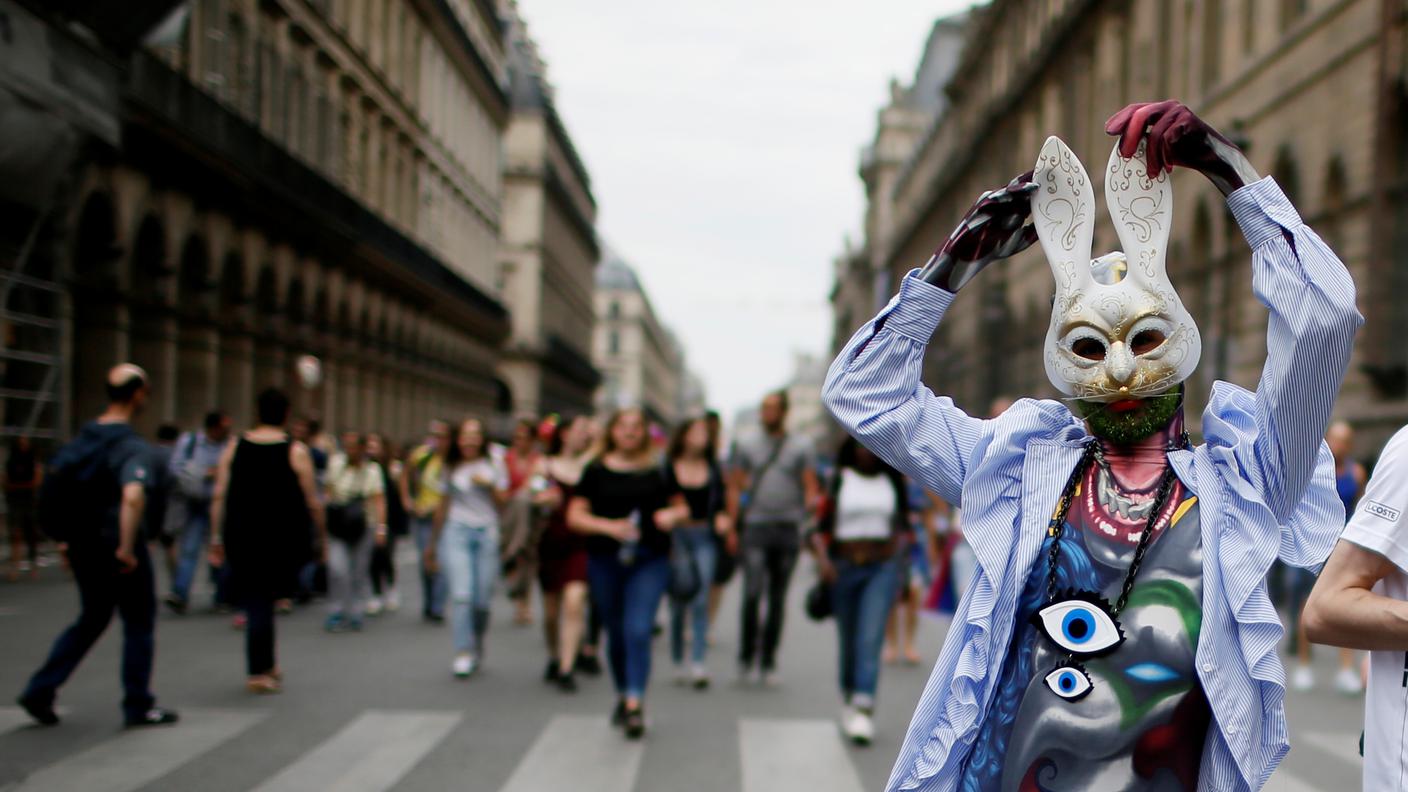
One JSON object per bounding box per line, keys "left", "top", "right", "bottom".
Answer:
{"left": 835, "top": 0, "right": 1408, "bottom": 454}
{"left": 593, "top": 252, "right": 684, "bottom": 426}
{"left": 495, "top": 4, "right": 600, "bottom": 421}
{"left": 4, "top": 0, "right": 513, "bottom": 441}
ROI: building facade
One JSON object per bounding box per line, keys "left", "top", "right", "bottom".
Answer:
{"left": 5, "top": 0, "right": 512, "bottom": 441}
{"left": 495, "top": 4, "right": 600, "bottom": 421}
{"left": 837, "top": 0, "right": 1408, "bottom": 456}
{"left": 592, "top": 253, "right": 684, "bottom": 426}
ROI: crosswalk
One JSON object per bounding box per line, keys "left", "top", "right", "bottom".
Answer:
{"left": 0, "top": 705, "right": 1362, "bottom": 791}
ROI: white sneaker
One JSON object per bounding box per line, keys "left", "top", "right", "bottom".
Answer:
{"left": 690, "top": 663, "right": 711, "bottom": 690}
{"left": 1290, "top": 664, "right": 1314, "bottom": 692}
{"left": 366, "top": 597, "right": 383, "bottom": 616}
{"left": 1335, "top": 666, "right": 1363, "bottom": 695}
{"left": 761, "top": 669, "right": 781, "bottom": 688}
{"left": 843, "top": 708, "right": 875, "bottom": 745}
{"left": 452, "top": 654, "right": 477, "bottom": 678}
{"left": 384, "top": 588, "right": 400, "bottom": 612}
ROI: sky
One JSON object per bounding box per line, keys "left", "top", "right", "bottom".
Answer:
{"left": 517, "top": 0, "right": 973, "bottom": 418}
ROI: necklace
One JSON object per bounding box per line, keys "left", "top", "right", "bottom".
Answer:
{"left": 1034, "top": 433, "right": 1188, "bottom": 701}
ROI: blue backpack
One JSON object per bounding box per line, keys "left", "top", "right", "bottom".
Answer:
{"left": 38, "top": 424, "right": 134, "bottom": 544}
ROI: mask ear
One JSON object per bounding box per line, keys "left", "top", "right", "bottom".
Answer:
{"left": 1033, "top": 136, "right": 1095, "bottom": 295}
{"left": 1104, "top": 140, "right": 1172, "bottom": 290}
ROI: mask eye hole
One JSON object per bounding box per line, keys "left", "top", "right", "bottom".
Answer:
{"left": 1071, "top": 338, "right": 1106, "bottom": 361}
{"left": 1044, "top": 665, "right": 1093, "bottom": 701}
{"left": 1032, "top": 595, "right": 1125, "bottom": 657}
{"left": 1130, "top": 329, "right": 1167, "bottom": 355}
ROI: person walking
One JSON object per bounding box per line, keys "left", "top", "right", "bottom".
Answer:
{"left": 366, "top": 433, "right": 406, "bottom": 615}
{"left": 664, "top": 416, "right": 730, "bottom": 689}
{"left": 5, "top": 436, "right": 42, "bottom": 582}
{"left": 812, "top": 437, "right": 911, "bottom": 745}
{"left": 883, "top": 479, "right": 935, "bottom": 667}
{"left": 402, "top": 420, "right": 449, "bottom": 622}
{"left": 147, "top": 425, "right": 181, "bottom": 578}
{"left": 424, "top": 418, "right": 509, "bottom": 678}
{"left": 537, "top": 415, "right": 598, "bottom": 692}
{"left": 567, "top": 407, "right": 679, "bottom": 739}
{"left": 704, "top": 410, "right": 738, "bottom": 635}
{"left": 323, "top": 432, "right": 386, "bottom": 633}
{"left": 727, "top": 390, "right": 820, "bottom": 685}
{"left": 502, "top": 418, "right": 543, "bottom": 626}
{"left": 207, "top": 389, "right": 323, "bottom": 693}
{"left": 164, "top": 411, "right": 232, "bottom": 614}
{"left": 17, "top": 364, "right": 177, "bottom": 728}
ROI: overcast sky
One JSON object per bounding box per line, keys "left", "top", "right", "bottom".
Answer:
{"left": 517, "top": 0, "right": 974, "bottom": 418}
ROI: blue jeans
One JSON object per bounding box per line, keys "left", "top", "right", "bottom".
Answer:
{"left": 669, "top": 525, "right": 718, "bottom": 665}
{"left": 442, "top": 522, "right": 497, "bottom": 655}
{"left": 23, "top": 541, "right": 157, "bottom": 720}
{"left": 588, "top": 550, "right": 671, "bottom": 699}
{"left": 413, "top": 516, "right": 446, "bottom": 617}
{"left": 171, "top": 505, "right": 226, "bottom": 604}
{"left": 832, "top": 555, "right": 900, "bottom": 707}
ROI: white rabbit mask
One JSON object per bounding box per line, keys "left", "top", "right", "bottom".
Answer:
{"left": 1032, "top": 136, "right": 1201, "bottom": 402}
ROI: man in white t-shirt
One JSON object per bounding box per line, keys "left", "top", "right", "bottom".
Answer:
{"left": 1305, "top": 425, "right": 1408, "bottom": 790}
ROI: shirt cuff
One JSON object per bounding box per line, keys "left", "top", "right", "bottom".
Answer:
{"left": 880, "top": 270, "right": 958, "bottom": 343}
{"left": 1226, "top": 176, "right": 1304, "bottom": 249}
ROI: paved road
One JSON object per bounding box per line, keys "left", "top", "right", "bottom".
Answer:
{"left": 0, "top": 546, "right": 1367, "bottom": 791}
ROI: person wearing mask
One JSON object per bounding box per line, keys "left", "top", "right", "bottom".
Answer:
{"left": 5, "top": 435, "right": 42, "bottom": 582}
{"left": 402, "top": 420, "right": 449, "bottom": 622}
{"left": 424, "top": 418, "right": 509, "bottom": 678}
{"left": 567, "top": 407, "right": 680, "bottom": 739}
{"left": 503, "top": 418, "right": 543, "bottom": 626}
{"left": 164, "top": 411, "right": 232, "bottom": 614}
{"left": 323, "top": 432, "right": 386, "bottom": 633}
{"left": 663, "top": 416, "right": 730, "bottom": 689}
{"left": 536, "top": 415, "right": 598, "bottom": 692}
{"left": 17, "top": 364, "right": 177, "bottom": 728}
{"left": 366, "top": 433, "right": 406, "bottom": 615}
{"left": 207, "top": 389, "right": 323, "bottom": 693}
{"left": 813, "top": 438, "right": 911, "bottom": 745}
{"left": 727, "top": 390, "right": 820, "bottom": 685}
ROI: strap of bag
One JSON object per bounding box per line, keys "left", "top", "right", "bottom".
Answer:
{"left": 739, "top": 435, "right": 787, "bottom": 527}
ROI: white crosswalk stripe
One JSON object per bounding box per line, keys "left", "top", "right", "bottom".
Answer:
{"left": 249, "top": 710, "right": 461, "bottom": 792}
{"left": 1, "top": 708, "right": 264, "bottom": 792}
{"left": 739, "top": 718, "right": 864, "bottom": 792}
{"left": 495, "top": 714, "right": 645, "bottom": 792}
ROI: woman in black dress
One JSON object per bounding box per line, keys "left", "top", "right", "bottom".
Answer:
{"left": 209, "top": 389, "right": 324, "bottom": 693}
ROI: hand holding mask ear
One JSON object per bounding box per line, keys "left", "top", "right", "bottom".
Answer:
{"left": 917, "top": 172, "right": 1040, "bottom": 292}
{"left": 1104, "top": 100, "right": 1259, "bottom": 196}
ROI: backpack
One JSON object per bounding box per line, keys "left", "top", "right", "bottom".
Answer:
{"left": 38, "top": 426, "right": 132, "bottom": 544}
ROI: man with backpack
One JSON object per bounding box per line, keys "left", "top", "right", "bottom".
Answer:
{"left": 17, "top": 363, "right": 179, "bottom": 728}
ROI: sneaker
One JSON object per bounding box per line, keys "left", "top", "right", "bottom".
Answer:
{"left": 1335, "top": 666, "right": 1363, "bottom": 696}
{"left": 842, "top": 708, "right": 875, "bottom": 746}
{"left": 324, "top": 614, "right": 346, "bottom": 633}
{"left": 16, "top": 694, "right": 58, "bottom": 726}
{"left": 125, "top": 707, "right": 180, "bottom": 728}
{"left": 1291, "top": 664, "right": 1314, "bottom": 692}
{"left": 366, "top": 598, "right": 383, "bottom": 617}
{"left": 384, "top": 589, "right": 401, "bottom": 612}
{"left": 623, "top": 706, "right": 646, "bottom": 739}
{"left": 690, "top": 664, "right": 711, "bottom": 690}
{"left": 555, "top": 673, "right": 578, "bottom": 693}
{"left": 163, "top": 594, "right": 188, "bottom": 615}
{"left": 452, "top": 654, "right": 478, "bottom": 678}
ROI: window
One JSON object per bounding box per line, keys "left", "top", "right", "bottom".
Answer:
{"left": 608, "top": 301, "right": 621, "bottom": 319}
{"left": 1201, "top": 0, "right": 1222, "bottom": 91}
{"left": 608, "top": 331, "right": 620, "bottom": 356}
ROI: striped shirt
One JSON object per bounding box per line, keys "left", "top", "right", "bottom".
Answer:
{"left": 822, "top": 176, "right": 1362, "bottom": 792}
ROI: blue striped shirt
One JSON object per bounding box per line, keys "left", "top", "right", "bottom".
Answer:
{"left": 822, "top": 176, "right": 1362, "bottom": 792}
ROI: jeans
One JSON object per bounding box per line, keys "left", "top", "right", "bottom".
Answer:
{"left": 22, "top": 541, "right": 157, "bottom": 719}
{"left": 245, "top": 597, "right": 275, "bottom": 676}
{"left": 327, "top": 530, "right": 374, "bottom": 619}
{"left": 171, "top": 505, "right": 226, "bottom": 605}
{"left": 832, "top": 556, "right": 900, "bottom": 707}
{"left": 739, "top": 521, "right": 800, "bottom": 670}
{"left": 442, "top": 522, "right": 497, "bottom": 656}
{"left": 588, "top": 550, "right": 671, "bottom": 699}
{"left": 413, "top": 516, "right": 446, "bottom": 617}
{"left": 669, "top": 525, "right": 718, "bottom": 665}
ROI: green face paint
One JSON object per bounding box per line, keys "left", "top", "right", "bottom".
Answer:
{"left": 1074, "top": 389, "right": 1183, "bottom": 446}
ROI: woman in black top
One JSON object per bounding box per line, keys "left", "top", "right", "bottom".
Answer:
{"left": 209, "top": 389, "right": 324, "bottom": 694}
{"left": 567, "top": 407, "right": 679, "bottom": 739}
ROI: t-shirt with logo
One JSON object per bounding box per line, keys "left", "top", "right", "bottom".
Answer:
{"left": 1340, "top": 425, "right": 1408, "bottom": 791}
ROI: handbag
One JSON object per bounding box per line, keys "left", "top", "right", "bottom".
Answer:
{"left": 668, "top": 534, "right": 702, "bottom": 602}
{"left": 806, "top": 579, "right": 833, "bottom": 621}
{"left": 325, "top": 498, "right": 366, "bottom": 543}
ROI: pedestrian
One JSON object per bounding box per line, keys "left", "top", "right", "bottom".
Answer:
{"left": 164, "top": 410, "right": 233, "bottom": 614}
{"left": 811, "top": 437, "right": 911, "bottom": 745}
{"left": 1305, "top": 425, "right": 1408, "bottom": 791}
{"left": 366, "top": 433, "right": 406, "bottom": 615}
{"left": 567, "top": 407, "right": 679, "bottom": 739}
{"left": 704, "top": 410, "right": 737, "bottom": 633}
{"left": 5, "top": 435, "right": 42, "bottom": 582}
{"left": 207, "top": 388, "right": 323, "bottom": 694}
{"left": 883, "top": 478, "right": 934, "bottom": 666}
{"left": 663, "top": 416, "right": 730, "bottom": 689}
{"left": 502, "top": 418, "right": 542, "bottom": 627}
{"left": 17, "top": 363, "right": 178, "bottom": 728}
{"left": 146, "top": 425, "right": 181, "bottom": 578}
{"left": 536, "top": 415, "right": 598, "bottom": 692}
{"left": 424, "top": 417, "right": 509, "bottom": 678}
{"left": 727, "top": 390, "right": 820, "bottom": 685}
{"left": 402, "top": 420, "right": 449, "bottom": 622}
{"left": 323, "top": 431, "right": 386, "bottom": 632}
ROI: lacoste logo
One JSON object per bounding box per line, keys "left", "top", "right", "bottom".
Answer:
{"left": 1364, "top": 499, "right": 1401, "bottom": 523}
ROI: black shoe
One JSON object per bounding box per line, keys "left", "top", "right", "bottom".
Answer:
{"left": 544, "top": 660, "right": 560, "bottom": 683}
{"left": 163, "top": 594, "right": 187, "bottom": 615}
{"left": 555, "top": 673, "right": 578, "bottom": 693}
{"left": 623, "top": 706, "right": 645, "bottom": 739}
{"left": 125, "top": 707, "right": 179, "bottom": 728}
{"left": 610, "top": 700, "right": 627, "bottom": 728}
{"left": 423, "top": 611, "right": 445, "bottom": 624}
{"left": 575, "top": 653, "right": 602, "bottom": 676}
{"left": 17, "top": 694, "right": 58, "bottom": 726}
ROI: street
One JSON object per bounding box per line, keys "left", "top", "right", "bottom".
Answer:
{"left": 0, "top": 548, "right": 1367, "bottom": 792}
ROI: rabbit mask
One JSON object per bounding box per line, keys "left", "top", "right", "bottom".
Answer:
{"left": 1032, "top": 137, "right": 1201, "bottom": 402}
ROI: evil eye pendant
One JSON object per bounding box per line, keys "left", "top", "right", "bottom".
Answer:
{"left": 1044, "top": 664, "right": 1093, "bottom": 701}
{"left": 1031, "top": 590, "right": 1125, "bottom": 657}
